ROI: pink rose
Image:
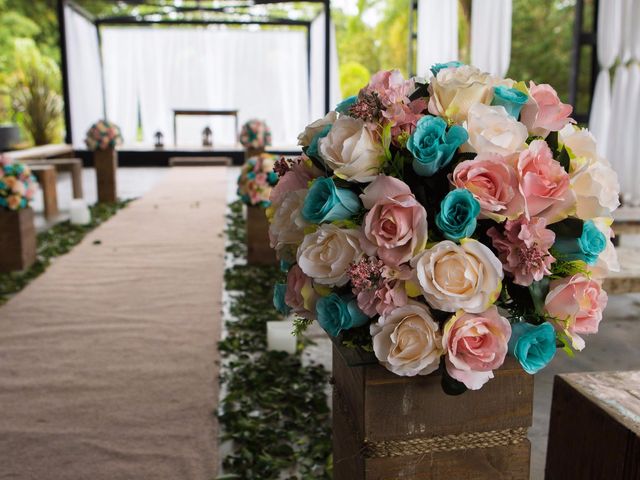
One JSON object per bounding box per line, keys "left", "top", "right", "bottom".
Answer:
{"left": 544, "top": 274, "right": 607, "bottom": 351}
{"left": 366, "top": 69, "right": 415, "bottom": 106}
{"left": 356, "top": 278, "right": 408, "bottom": 317}
{"left": 285, "top": 264, "right": 318, "bottom": 318}
{"left": 443, "top": 306, "right": 512, "bottom": 390}
{"left": 488, "top": 215, "right": 555, "bottom": 286}
{"left": 360, "top": 175, "right": 428, "bottom": 267}
{"left": 269, "top": 157, "right": 320, "bottom": 208}
{"left": 452, "top": 153, "right": 524, "bottom": 220}
{"left": 520, "top": 82, "right": 575, "bottom": 138}
{"left": 383, "top": 98, "right": 427, "bottom": 140}
{"left": 517, "top": 140, "right": 573, "bottom": 221}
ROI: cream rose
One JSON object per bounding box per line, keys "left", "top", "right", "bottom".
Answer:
{"left": 297, "top": 111, "right": 337, "bottom": 147}
{"left": 589, "top": 218, "right": 620, "bottom": 279}
{"left": 371, "top": 303, "right": 443, "bottom": 376}
{"left": 428, "top": 65, "right": 494, "bottom": 124}
{"left": 411, "top": 239, "right": 503, "bottom": 313}
{"left": 464, "top": 103, "right": 529, "bottom": 156}
{"left": 269, "top": 189, "right": 309, "bottom": 262}
{"left": 297, "top": 223, "right": 364, "bottom": 286}
{"left": 318, "top": 116, "right": 384, "bottom": 183}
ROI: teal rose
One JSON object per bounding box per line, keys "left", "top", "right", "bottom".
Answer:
{"left": 316, "top": 293, "right": 369, "bottom": 337}
{"left": 553, "top": 220, "right": 606, "bottom": 265}
{"left": 491, "top": 86, "right": 529, "bottom": 119}
{"left": 306, "top": 124, "right": 332, "bottom": 159}
{"left": 430, "top": 61, "right": 464, "bottom": 77}
{"left": 273, "top": 283, "right": 291, "bottom": 315}
{"left": 435, "top": 189, "right": 480, "bottom": 241}
{"left": 407, "top": 115, "right": 468, "bottom": 177}
{"left": 508, "top": 322, "right": 556, "bottom": 374}
{"left": 336, "top": 95, "right": 357, "bottom": 114}
{"left": 302, "top": 177, "right": 361, "bottom": 223}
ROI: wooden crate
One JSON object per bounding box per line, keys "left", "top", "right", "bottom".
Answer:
{"left": 246, "top": 205, "right": 277, "bottom": 265}
{"left": 94, "top": 149, "right": 118, "bottom": 203}
{"left": 546, "top": 371, "right": 640, "bottom": 480}
{"left": 332, "top": 343, "right": 533, "bottom": 480}
{"left": 0, "top": 207, "right": 36, "bottom": 273}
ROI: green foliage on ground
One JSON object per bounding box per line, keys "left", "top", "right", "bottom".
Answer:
{"left": 0, "top": 200, "right": 131, "bottom": 304}
{"left": 218, "top": 200, "right": 332, "bottom": 479}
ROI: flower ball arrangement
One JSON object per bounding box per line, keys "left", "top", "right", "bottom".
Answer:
{"left": 269, "top": 63, "right": 620, "bottom": 393}
{"left": 237, "top": 153, "right": 280, "bottom": 207}
{"left": 239, "top": 119, "right": 272, "bottom": 151}
{"left": 0, "top": 155, "right": 38, "bottom": 211}
{"left": 85, "top": 120, "right": 123, "bottom": 151}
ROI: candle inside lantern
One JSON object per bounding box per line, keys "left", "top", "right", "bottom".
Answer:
{"left": 69, "top": 199, "right": 91, "bottom": 225}
{"left": 267, "top": 318, "right": 297, "bottom": 354}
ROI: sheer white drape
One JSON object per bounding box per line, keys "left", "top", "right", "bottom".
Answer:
{"left": 100, "top": 26, "right": 311, "bottom": 146}
{"left": 64, "top": 6, "right": 105, "bottom": 148}
{"left": 470, "top": 0, "right": 512, "bottom": 77}
{"left": 310, "top": 13, "right": 341, "bottom": 120}
{"left": 416, "top": 0, "right": 458, "bottom": 77}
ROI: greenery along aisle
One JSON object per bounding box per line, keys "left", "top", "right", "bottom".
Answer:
{"left": 0, "top": 200, "right": 131, "bottom": 304}
{"left": 218, "top": 200, "right": 332, "bottom": 480}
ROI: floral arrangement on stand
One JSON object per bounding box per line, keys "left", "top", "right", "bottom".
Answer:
{"left": 0, "top": 155, "right": 38, "bottom": 211}
{"left": 239, "top": 119, "right": 272, "bottom": 151}
{"left": 85, "top": 120, "right": 123, "bottom": 151}
{"left": 237, "top": 153, "right": 280, "bottom": 207}
{"left": 269, "top": 63, "right": 620, "bottom": 393}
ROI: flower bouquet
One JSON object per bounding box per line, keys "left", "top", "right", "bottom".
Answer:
{"left": 85, "top": 120, "right": 123, "bottom": 151}
{"left": 237, "top": 153, "right": 279, "bottom": 208}
{"left": 239, "top": 119, "right": 272, "bottom": 154}
{"left": 0, "top": 155, "right": 38, "bottom": 211}
{"left": 269, "top": 63, "right": 620, "bottom": 393}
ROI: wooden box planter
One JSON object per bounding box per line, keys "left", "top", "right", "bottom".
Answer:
{"left": 0, "top": 208, "right": 36, "bottom": 273}
{"left": 93, "top": 149, "right": 118, "bottom": 203}
{"left": 246, "top": 205, "right": 277, "bottom": 265}
{"left": 332, "top": 342, "right": 533, "bottom": 480}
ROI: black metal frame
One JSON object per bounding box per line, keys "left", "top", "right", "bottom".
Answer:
{"left": 57, "top": 0, "right": 331, "bottom": 145}
{"left": 569, "top": 0, "right": 599, "bottom": 124}
{"left": 407, "top": 0, "right": 418, "bottom": 77}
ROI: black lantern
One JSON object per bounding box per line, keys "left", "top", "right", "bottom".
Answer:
{"left": 202, "top": 126, "right": 213, "bottom": 147}
{"left": 154, "top": 130, "right": 164, "bottom": 149}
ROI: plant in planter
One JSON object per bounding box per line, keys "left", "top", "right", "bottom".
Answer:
{"left": 268, "top": 63, "right": 620, "bottom": 479}
{"left": 237, "top": 153, "right": 279, "bottom": 265}
{"left": 85, "top": 119, "right": 123, "bottom": 203}
{"left": 0, "top": 155, "right": 38, "bottom": 272}
{"left": 239, "top": 118, "right": 272, "bottom": 159}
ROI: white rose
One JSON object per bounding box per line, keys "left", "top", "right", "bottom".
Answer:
{"left": 296, "top": 223, "right": 364, "bottom": 286}
{"left": 411, "top": 239, "right": 503, "bottom": 313}
{"left": 370, "top": 303, "right": 444, "bottom": 376}
{"left": 559, "top": 124, "right": 598, "bottom": 163}
{"left": 318, "top": 116, "right": 384, "bottom": 183}
{"left": 297, "top": 111, "right": 337, "bottom": 147}
{"left": 589, "top": 218, "right": 620, "bottom": 278}
{"left": 464, "top": 103, "right": 529, "bottom": 156}
{"left": 261, "top": 156, "right": 275, "bottom": 172}
{"left": 428, "top": 65, "right": 494, "bottom": 124}
{"left": 269, "top": 189, "right": 309, "bottom": 261}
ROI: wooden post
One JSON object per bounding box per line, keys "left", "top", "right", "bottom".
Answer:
{"left": 546, "top": 371, "right": 640, "bottom": 479}
{"left": 246, "top": 205, "right": 277, "bottom": 266}
{"left": 244, "top": 147, "right": 265, "bottom": 161}
{"left": 94, "top": 148, "right": 117, "bottom": 203}
{"left": 332, "top": 344, "right": 534, "bottom": 480}
{"left": 30, "top": 164, "right": 59, "bottom": 221}
{"left": 0, "top": 208, "right": 37, "bottom": 272}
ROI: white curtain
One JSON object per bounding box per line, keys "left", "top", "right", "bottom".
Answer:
{"left": 416, "top": 0, "right": 458, "bottom": 77}
{"left": 101, "top": 26, "right": 310, "bottom": 146}
{"left": 310, "top": 13, "right": 341, "bottom": 120}
{"left": 64, "top": 6, "right": 105, "bottom": 149}
{"left": 470, "top": 0, "right": 512, "bottom": 77}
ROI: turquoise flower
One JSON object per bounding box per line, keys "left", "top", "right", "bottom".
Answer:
{"left": 247, "top": 171, "right": 256, "bottom": 180}
{"left": 336, "top": 95, "right": 357, "bottom": 114}
{"left": 302, "top": 177, "right": 361, "bottom": 224}
{"left": 435, "top": 189, "right": 480, "bottom": 241}
{"left": 430, "top": 61, "right": 464, "bottom": 77}
{"left": 280, "top": 259, "right": 293, "bottom": 273}
{"left": 306, "top": 124, "right": 332, "bottom": 159}
{"left": 316, "top": 293, "right": 369, "bottom": 337}
{"left": 554, "top": 220, "right": 606, "bottom": 265}
{"left": 267, "top": 171, "right": 279, "bottom": 185}
{"left": 273, "top": 283, "right": 291, "bottom": 315}
{"left": 407, "top": 116, "right": 468, "bottom": 177}
{"left": 508, "top": 322, "right": 556, "bottom": 374}
{"left": 491, "top": 86, "right": 529, "bottom": 119}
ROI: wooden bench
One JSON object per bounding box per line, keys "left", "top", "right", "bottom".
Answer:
{"left": 169, "top": 156, "right": 232, "bottom": 167}
{"left": 546, "top": 371, "right": 640, "bottom": 479}
{"left": 5, "top": 144, "right": 74, "bottom": 161}
{"left": 26, "top": 158, "right": 83, "bottom": 199}
{"left": 613, "top": 207, "right": 640, "bottom": 236}
{"left": 29, "top": 164, "right": 58, "bottom": 221}
{"left": 603, "top": 247, "right": 640, "bottom": 294}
